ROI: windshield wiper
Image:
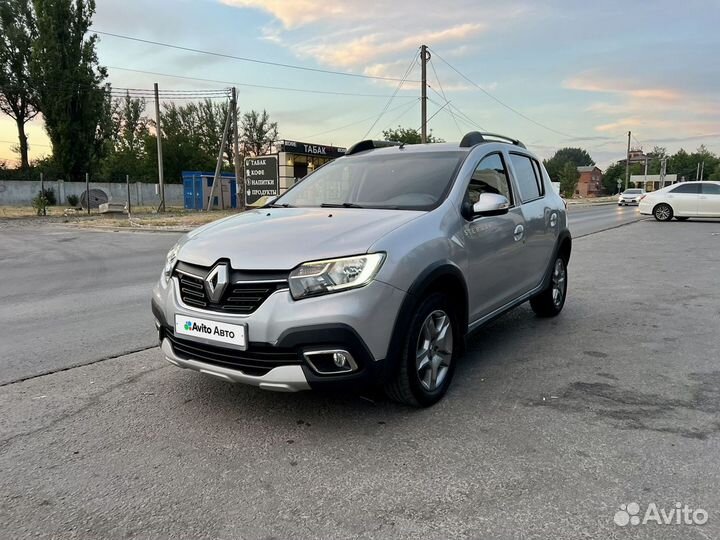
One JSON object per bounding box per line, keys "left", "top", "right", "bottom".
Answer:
{"left": 264, "top": 203, "right": 294, "bottom": 208}
{"left": 320, "top": 202, "right": 365, "bottom": 208}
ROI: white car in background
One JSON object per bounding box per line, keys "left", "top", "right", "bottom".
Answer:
{"left": 639, "top": 181, "right": 720, "bottom": 221}
{"left": 618, "top": 188, "right": 645, "bottom": 205}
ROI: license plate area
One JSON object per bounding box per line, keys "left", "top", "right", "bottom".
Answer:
{"left": 174, "top": 314, "right": 247, "bottom": 350}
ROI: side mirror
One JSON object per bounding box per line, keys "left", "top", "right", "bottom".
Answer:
{"left": 472, "top": 193, "right": 510, "bottom": 217}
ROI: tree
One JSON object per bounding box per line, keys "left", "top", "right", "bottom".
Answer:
{"left": 0, "top": 0, "right": 38, "bottom": 171}
{"left": 543, "top": 147, "right": 594, "bottom": 181}
{"left": 197, "top": 98, "right": 234, "bottom": 165}
{"left": 381, "top": 126, "right": 444, "bottom": 144}
{"left": 30, "top": 0, "right": 108, "bottom": 180}
{"left": 558, "top": 161, "right": 580, "bottom": 198}
{"left": 240, "top": 109, "right": 277, "bottom": 156}
{"left": 602, "top": 162, "right": 625, "bottom": 194}
{"left": 98, "top": 92, "right": 152, "bottom": 181}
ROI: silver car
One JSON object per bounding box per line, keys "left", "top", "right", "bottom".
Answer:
{"left": 152, "top": 132, "right": 571, "bottom": 406}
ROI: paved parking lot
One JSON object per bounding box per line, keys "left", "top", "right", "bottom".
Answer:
{"left": 1, "top": 219, "right": 719, "bottom": 539}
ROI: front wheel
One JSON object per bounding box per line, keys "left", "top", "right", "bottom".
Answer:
{"left": 653, "top": 203, "right": 673, "bottom": 221}
{"left": 530, "top": 256, "right": 568, "bottom": 317}
{"left": 385, "top": 293, "right": 458, "bottom": 407}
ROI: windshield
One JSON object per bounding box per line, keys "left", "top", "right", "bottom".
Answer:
{"left": 623, "top": 189, "right": 643, "bottom": 194}
{"left": 274, "top": 151, "right": 465, "bottom": 210}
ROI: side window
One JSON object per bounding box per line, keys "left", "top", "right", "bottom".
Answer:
{"left": 531, "top": 159, "right": 546, "bottom": 196}
{"left": 509, "top": 153, "right": 542, "bottom": 202}
{"left": 701, "top": 183, "right": 720, "bottom": 195}
{"left": 466, "top": 153, "right": 513, "bottom": 206}
{"left": 670, "top": 183, "right": 701, "bottom": 194}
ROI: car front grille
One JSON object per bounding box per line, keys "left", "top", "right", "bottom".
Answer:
{"left": 174, "top": 262, "right": 288, "bottom": 314}
{"left": 165, "top": 329, "right": 300, "bottom": 377}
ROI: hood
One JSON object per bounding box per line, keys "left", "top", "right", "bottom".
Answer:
{"left": 177, "top": 207, "right": 424, "bottom": 270}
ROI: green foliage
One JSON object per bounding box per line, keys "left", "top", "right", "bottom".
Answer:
{"left": 66, "top": 193, "right": 79, "bottom": 207}
{"left": 0, "top": 0, "right": 38, "bottom": 170}
{"left": 241, "top": 109, "right": 277, "bottom": 156}
{"left": 558, "top": 161, "right": 580, "bottom": 198}
{"left": 381, "top": 126, "right": 444, "bottom": 144}
{"left": 30, "top": 0, "right": 108, "bottom": 180}
{"left": 40, "top": 186, "right": 55, "bottom": 205}
{"left": 31, "top": 191, "right": 48, "bottom": 215}
{"left": 543, "top": 147, "right": 594, "bottom": 181}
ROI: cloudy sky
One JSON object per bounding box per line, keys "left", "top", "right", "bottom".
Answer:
{"left": 1, "top": 0, "right": 719, "bottom": 168}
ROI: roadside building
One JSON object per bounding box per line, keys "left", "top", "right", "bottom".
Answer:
{"left": 575, "top": 165, "right": 603, "bottom": 197}
{"left": 244, "top": 139, "right": 346, "bottom": 207}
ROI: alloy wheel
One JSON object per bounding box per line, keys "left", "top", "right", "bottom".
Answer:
{"left": 416, "top": 310, "right": 453, "bottom": 392}
{"left": 552, "top": 258, "right": 566, "bottom": 307}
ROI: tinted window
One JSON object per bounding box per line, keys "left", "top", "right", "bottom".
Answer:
{"left": 531, "top": 159, "right": 546, "bottom": 195}
{"left": 466, "top": 153, "right": 513, "bottom": 206}
{"left": 275, "top": 151, "right": 465, "bottom": 210}
{"left": 624, "top": 189, "right": 643, "bottom": 194}
{"left": 509, "top": 153, "right": 542, "bottom": 202}
{"left": 670, "top": 183, "right": 701, "bottom": 194}
{"left": 701, "top": 183, "right": 720, "bottom": 195}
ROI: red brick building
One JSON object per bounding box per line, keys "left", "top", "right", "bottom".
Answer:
{"left": 575, "top": 165, "right": 603, "bottom": 197}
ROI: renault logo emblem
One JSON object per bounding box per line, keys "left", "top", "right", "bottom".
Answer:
{"left": 205, "top": 263, "right": 229, "bottom": 302}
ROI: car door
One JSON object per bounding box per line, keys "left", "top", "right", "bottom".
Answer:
{"left": 461, "top": 152, "right": 528, "bottom": 320}
{"left": 698, "top": 183, "right": 720, "bottom": 217}
{"left": 666, "top": 183, "right": 700, "bottom": 215}
{"left": 506, "top": 152, "right": 554, "bottom": 293}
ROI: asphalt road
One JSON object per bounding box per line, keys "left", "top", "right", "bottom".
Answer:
{"left": 1, "top": 219, "right": 719, "bottom": 539}
{"left": 567, "top": 203, "right": 643, "bottom": 237}
{"left": 0, "top": 204, "right": 641, "bottom": 386}
{"left": 0, "top": 223, "right": 180, "bottom": 385}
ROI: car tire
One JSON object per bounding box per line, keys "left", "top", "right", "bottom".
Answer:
{"left": 675, "top": 216, "right": 689, "bottom": 221}
{"left": 653, "top": 203, "right": 673, "bottom": 221}
{"left": 530, "top": 256, "right": 568, "bottom": 318}
{"left": 385, "top": 293, "right": 458, "bottom": 407}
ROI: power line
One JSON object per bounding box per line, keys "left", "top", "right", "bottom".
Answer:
{"left": 106, "top": 66, "right": 418, "bottom": 99}
{"left": 430, "top": 47, "right": 578, "bottom": 139}
{"left": 305, "top": 99, "right": 419, "bottom": 140}
{"left": 0, "top": 139, "right": 52, "bottom": 148}
{"left": 361, "top": 51, "right": 418, "bottom": 139}
{"left": 428, "top": 58, "right": 463, "bottom": 137}
{"left": 93, "top": 29, "right": 421, "bottom": 83}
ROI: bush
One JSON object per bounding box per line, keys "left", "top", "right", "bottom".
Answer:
{"left": 41, "top": 187, "right": 56, "bottom": 205}
{"left": 32, "top": 192, "right": 49, "bottom": 216}
{"left": 67, "top": 194, "right": 80, "bottom": 207}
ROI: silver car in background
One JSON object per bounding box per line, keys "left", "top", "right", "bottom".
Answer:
{"left": 152, "top": 132, "right": 571, "bottom": 406}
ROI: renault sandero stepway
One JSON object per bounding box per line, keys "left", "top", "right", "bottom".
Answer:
{"left": 152, "top": 132, "right": 571, "bottom": 406}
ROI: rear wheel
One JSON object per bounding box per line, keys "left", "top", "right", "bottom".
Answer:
{"left": 653, "top": 203, "right": 673, "bottom": 221}
{"left": 385, "top": 293, "right": 458, "bottom": 407}
{"left": 675, "top": 216, "right": 689, "bottom": 221}
{"left": 530, "top": 256, "right": 567, "bottom": 318}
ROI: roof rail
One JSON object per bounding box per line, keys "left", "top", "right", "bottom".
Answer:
{"left": 459, "top": 131, "right": 526, "bottom": 149}
{"left": 345, "top": 140, "right": 402, "bottom": 156}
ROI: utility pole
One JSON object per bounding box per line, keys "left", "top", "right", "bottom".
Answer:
{"left": 85, "top": 172, "right": 90, "bottom": 215}
{"left": 232, "top": 87, "right": 243, "bottom": 211}
{"left": 624, "top": 130, "right": 631, "bottom": 191}
{"left": 696, "top": 163, "right": 700, "bottom": 181}
{"left": 206, "top": 103, "right": 233, "bottom": 211}
{"left": 40, "top": 172, "right": 46, "bottom": 216}
{"left": 154, "top": 83, "right": 166, "bottom": 212}
{"left": 700, "top": 161, "right": 705, "bottom": 181}
{"left": 420, "top": 44, "right": 429, "bottom": 144}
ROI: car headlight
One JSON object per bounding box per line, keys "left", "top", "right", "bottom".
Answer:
{"left": 289, "top": 253, "right": 385, "bottom": 300}
{"left": 161, "top": 245, "right": 179, "bottom": 286}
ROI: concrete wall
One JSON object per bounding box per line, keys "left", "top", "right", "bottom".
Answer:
{"left": 0, "top": 179, "right": 184, "bottom": 207}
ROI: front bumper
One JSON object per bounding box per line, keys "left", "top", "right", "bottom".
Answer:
{"left": 152, "top": 275, "right": 406, "bottom": 392}
{"left": 161, "top": 338, "right": 310, "bottom": 392}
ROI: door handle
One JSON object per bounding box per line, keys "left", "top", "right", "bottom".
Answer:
{"left": 513, "top": 224, "right": 524, "bottom": 242}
